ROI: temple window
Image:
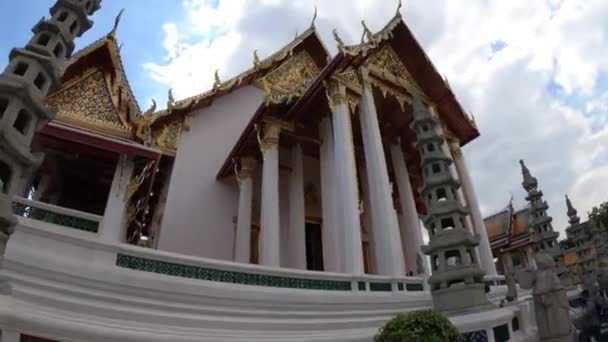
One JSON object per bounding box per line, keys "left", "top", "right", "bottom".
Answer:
{"left": 57, "top": 11, "right": 68, "bottom": 22}
{"left": 0, "top": 97, "right": 8, "bottom": 119}
{"left": 430, "top": 223, "right": 436, "bottom": 235}
{"left": 432, "top": 255, "right": 439, "bottom": 271}
{"left": 69, "top": 20, "right": 79, "bottom": 35}
{"left": 445, "top": 250, "right": 461, "bottom": 266}
{"left": 422, "top": 124, "right": 429, "bottom": 132}
{"left": 34, "top": 72, "right": 47, "bottom": 91}
{"left": 13, "top": 109, "right": 31, "bottom": 135}
{"left": 441, "top": 217, "right": 455, "bottom": 230}
{"left": 0, "top": 160, "right": 11, "bottom": 194}
{"left": 431, "top": 163, "right": 441, "bottom": 174}
{"left": 436, "top": 188, "right": 447, "bottom": 201}
{"left": 426, "top": 143, "right": 435, "bottom": 152}
{"left": 53, "top": 43, "right": 64, "bottom": 58}
{"left": 37, "top": 33, "right": 51, "bottom": 46}
{"left": 13, "top": 62, "right": 28, "bottom": 76}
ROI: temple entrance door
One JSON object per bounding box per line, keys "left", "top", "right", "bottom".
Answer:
{"left": 305, "top": 222, "right": 324, "bottom": 271}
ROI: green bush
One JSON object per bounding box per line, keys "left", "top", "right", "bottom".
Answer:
{"left": 374, "top": 309, "right": 462, "bottom": 342}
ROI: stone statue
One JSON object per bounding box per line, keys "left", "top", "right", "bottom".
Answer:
{"left": 505, "top": 271, "right": 517, "bottom": 302}
{"left": 583, "top": 272, "right": 599, "bottom": 299}
{"left": 516, "top": 252, "right": 574, "bottom": 341}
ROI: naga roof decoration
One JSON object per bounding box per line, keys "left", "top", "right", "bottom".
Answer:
{"left": 151, "top": 26, "right": 329, "bottom": 124}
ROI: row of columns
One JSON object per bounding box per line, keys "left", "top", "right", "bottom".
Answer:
{"left": 233, "top": 72, "right": 494, "bottom": 277}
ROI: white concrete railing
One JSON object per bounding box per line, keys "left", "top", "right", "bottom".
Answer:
{"left": 12, "top": 196, "right": 103, "bottom": 233}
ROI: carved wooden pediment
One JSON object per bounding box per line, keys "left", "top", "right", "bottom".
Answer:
{"left": 258, "top": 51, "right": 321, "bottom": 104}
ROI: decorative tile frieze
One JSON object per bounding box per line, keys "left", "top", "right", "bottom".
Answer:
{"left": 462, "top": 329, "right": 488, "bottom": 342}
{"left": 116, "top": 254, "right": 352, "bottom": 291}
{"left": 369, "top": 282, "right": 392, "bottom": 292}
{"left": 405, "top": 283, "right": 424, "bottom": 292}
{"left": 12, "top": 202, "right": 99, "bottom": 233}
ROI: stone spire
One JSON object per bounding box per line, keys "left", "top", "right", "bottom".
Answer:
{"left": 411, "top": 95, "right": 487, "bottom": 312}
{"left": 565, "top": 194, "right": 580, "bottom": 225}
{"left": 519, "top": 160, "right": 560, "bottom": 257}
{"left": 0, "top": 1, "right": 102, "bottom": 259}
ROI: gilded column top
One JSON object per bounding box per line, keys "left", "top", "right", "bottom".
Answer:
{"left": 235, "top": 157, "right": 257, "bottom": 182}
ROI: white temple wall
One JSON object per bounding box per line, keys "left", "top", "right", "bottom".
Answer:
{"left": 158, "top": 86, "right": 264, "bottom": 260}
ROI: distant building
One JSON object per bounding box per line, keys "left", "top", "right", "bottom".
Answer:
{"left": 560, "top": 195, "right": 608, "bottom": 285}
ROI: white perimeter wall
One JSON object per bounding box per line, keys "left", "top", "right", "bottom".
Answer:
{"left": 158, "top": 86, "right": 264, "bottom": 259}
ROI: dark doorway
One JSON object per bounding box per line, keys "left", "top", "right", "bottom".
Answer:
{"left": 305, "top": 222, "right": 324, "bottom": 271}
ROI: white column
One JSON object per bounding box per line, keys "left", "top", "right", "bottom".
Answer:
{"left": 259, "top": 122, "right": 281, "bottom": 267}
{"left": 449, "top": 140, "right": 498, "bottom": 276}
{"left": 359, "top": 167, "right": 377, "bottom": 274}
{"left": 357, "top": 75, "right": 405, "bottom": 276}
{"left": 329, "top": 81, "right": 364, "bottom": 275}
{"left": 0, "top": 329, "right": 20, "bottom": 342}
{"left": 288, "top": 144, "right": 307, "bottom": 269}
{"left": 234, "top": 157, "right": 256, "bottom": 263}
{"left": 100, "top": 154, "right": 135, "bottom": 244}
{"left": 319, "top": 117, "right": 341, "bottom": 272}
{"left": 390, "top": 141, "right": 428, "bottom": 275}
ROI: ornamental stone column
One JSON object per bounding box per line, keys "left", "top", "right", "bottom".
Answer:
{"left": 319, "top": 116, "right": 341, "bottom": 272}
{"left": 390, "top": 140, "right": 427, "bottom": 275}
{"left": 448, "top": 140, "right": 497, "bottom": 276}
{"left": 287, "top": 144, "right": 306, "bottom": 269}
{"left": 0, "top": 1, "right": 102, "bottom": 263}
{"left": 357, "top": 70, "right": 405, "bottom": 276}
{"left": 328, "top": 81, "right": 364, "bottom": 275}
{"left": 258, "top": 121, "right": 281, "bottom": 267}
{"left": 411, "top": 95, "right": 486, "bottom": 312}
{"left": 234, "top": 157, "right": 256, "bottom": 263}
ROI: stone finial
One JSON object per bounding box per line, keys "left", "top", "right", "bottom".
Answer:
{"left": 107, "top": 9, "right": 124, "bottom": 40}
{"left": 565, "top": 195, "right": 580, "bottom": 225}
{"left": 519, "top": 159, "right": 537, "bottom": 191}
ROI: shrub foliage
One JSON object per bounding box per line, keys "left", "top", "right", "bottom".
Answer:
{"left": 374, "top": 309, "right": 462, "bottom": 342}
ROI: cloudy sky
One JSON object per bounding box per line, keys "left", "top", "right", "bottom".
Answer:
{"left": 2, "top": 0, "right": 607, "bottom": 234}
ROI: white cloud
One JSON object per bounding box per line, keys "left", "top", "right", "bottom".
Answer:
{"left": 143, "top": 0, "right": 608, "bottom": 235}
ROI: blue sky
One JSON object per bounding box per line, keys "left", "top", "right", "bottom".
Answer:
{"left": 2, "top": 0, "right": 608, "bottom": 234}
{"left": 0, "top": 0, "right": 182, "bottom": 105}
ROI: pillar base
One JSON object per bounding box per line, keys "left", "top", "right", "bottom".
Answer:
{"left": 432, "top": 283, "right": 488, "bottom": 313}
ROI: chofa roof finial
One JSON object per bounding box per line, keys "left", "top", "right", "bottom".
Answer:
{"left": 310, "top": 5, "right": 318, "bottom": 28}
{"left": 108, "top": 9, "right": 125, "bottom": 40}
{"left": 333, "top": 29, "right": 345, "bottom": 50}
{"left": 360, "top": 20, "right": 374, "bottom": 44}
{"left": 396, "top": 0, "right": 403, "bottom": 16}
{"left": 253, "top": 50, "right": 261, "bottom": 69}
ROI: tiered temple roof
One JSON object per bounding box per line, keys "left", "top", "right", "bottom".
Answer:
{"left": 484, "top": 203, "right": 533, "bottom": 255}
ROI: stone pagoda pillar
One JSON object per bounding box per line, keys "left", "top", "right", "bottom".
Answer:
{"left": 357, "top": 70, "right": 405, "bottom": 276}
{"left": 328, "top": 81, "right": 364, "bottom": 275}
{"left": 0, "top": 1, "right": 102, "bottom": 263}
{"left": 234, "top": 157, "right": 256, "bottom": 263}
{"left": 520, "top": 160, "right": 560, "bottom": 257}
{"left": 411, "top": 95, "right": 486, "bottom": 312}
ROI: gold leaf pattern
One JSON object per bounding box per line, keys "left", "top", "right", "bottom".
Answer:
{"left": 46, "top": 70, "right": 132, "bottom": 136}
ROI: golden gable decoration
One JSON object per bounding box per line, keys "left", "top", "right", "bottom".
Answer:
{"left": 46, "top": 69, "right": 132, "bottom": 137}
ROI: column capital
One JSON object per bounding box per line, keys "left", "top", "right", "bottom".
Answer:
{"left": 256, "top": 121, "right": 281, "bottom": 154}
{"left": 326, "top": 80, "right": 347, "bottom": 108}
{"left": 235, "top": 157, "right": 257, "bottom": 183}
{"left": 447, "top": 138, "right": 463, "bottom": 159}
{"left": 356, "top": 67, "right": 372, "bottom": 88}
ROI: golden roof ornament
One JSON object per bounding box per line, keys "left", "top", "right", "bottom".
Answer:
{"left": 333, "top": 29, "right": 345, "bottom": 50}
{"left": 360, "top": 20, "right": 374, "bottom": 44}
{"left": 253, "top": 50, "right": 261, "bottom": 69}
{"left": 167, "top": 88, "right": 175, "bottom": 111}
{"left": 213, "top": 69, "right": 221, "bottom": 90}
{"left": 395, "top": 0, "right": 403, "bottom": 16}
{"left": 310, "top": 5, "right": 318, "bottom": 28}
{"left": 108, "top": 9, "right": 125, "bottom": 40}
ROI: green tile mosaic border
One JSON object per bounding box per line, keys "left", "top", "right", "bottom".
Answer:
{"left": 369, "top": 282, "right": 392, "bottom": 292}
{"left": 116, "top": 254, "right": 352, "bottom": 291}
{"left": 13, "top": 202, "right": 99, "bottom": 233}
{"left": 406, "top": 283, "right": 424, "bottom": 291}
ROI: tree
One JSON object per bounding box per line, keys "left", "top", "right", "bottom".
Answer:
{"left": 374, "top": 310, "right": 462, "bottom": 342}
{"left": 589, "top": 201, "right": 608, "bottom": 232}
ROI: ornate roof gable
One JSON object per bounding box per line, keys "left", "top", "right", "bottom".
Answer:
{"left": 46, "top": 68, "right": 133, "bottom": 137}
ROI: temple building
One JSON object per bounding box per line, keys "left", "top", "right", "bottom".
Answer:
{"left": 561, "top": 195, "right": 608, "bottom": 285}
{"left": 484, "top": 160, "right": 566, "bottom": 279}
{"left": 0, "top": 3, "right": 536, "bottom": 341}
